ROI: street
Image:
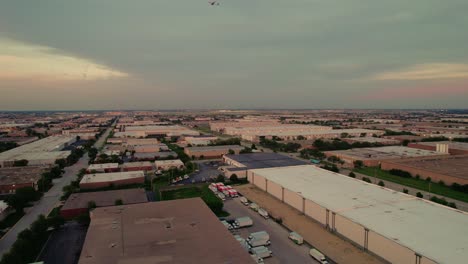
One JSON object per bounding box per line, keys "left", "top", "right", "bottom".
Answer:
{"left": 223, "top": 198, "right": 318, "bottom": 264}
{"left": 0, "top": 124, "right": 113, "bottom": 258}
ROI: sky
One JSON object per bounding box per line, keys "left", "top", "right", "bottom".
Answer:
{"left": 0, "top": 0, "right": 467, "bottom": 110}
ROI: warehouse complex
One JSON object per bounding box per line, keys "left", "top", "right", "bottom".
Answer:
{"left": 247, "top": 165, "right": 468, "bottom": 264}
{"left": 114, "top": 125, "right": 200, "bottom": 138}
{"left": 408, "top": 141, "right": 468, "bottom": 155}
{"left": 79, "top": 171, "right": 145, "bottom": 189}
{"left": 326, "top": 146, "right": 447, "bottom": 167}
{"left": 184, "top": 145, "right": 243, "bottom": 159}
{"left": 381, "top": 155, "right": 468, "bottom": 185}
{"left": 0, "top": 166, "right": 48, "bottom": 194}
{"left": 78, "top": 198, "right": 255, "bottom": 264}
{"left": 0, "top": 136, "right": 74, "bottom": 167}
{"left": 60, "top": 188, "right": 148, "bottom": 219}
{"left": 222, "top": 153, "right": 308, "bottom": 178}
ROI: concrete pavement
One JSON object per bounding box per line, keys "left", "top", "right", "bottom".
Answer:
{"left": 0, "top": 125, "right": 113, "bottom": 258}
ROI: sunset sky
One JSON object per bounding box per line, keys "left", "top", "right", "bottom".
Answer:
{"left": 1, "top": 0, "right": 467, "bottom": 110}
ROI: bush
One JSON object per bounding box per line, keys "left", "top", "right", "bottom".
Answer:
{"left": 362, "top": 177, "right": 371, "bottom": 183}
{"left": 389, "top": 169, "right": 412, "bottom": 178}
{"left": 229, "top": 174, "right": 239, "bottom": 183}
{"left": 416, "top": 192, "right": 423, "bottom": 198}
{"left": 115, "top": 199, "right": 123, "bottom": 206}
{"left": 353, "top": 160, "right": 364, "bottom": 168}
{"left": 438, "top": 180, "right": 445, "bottom": 186}
{"left": 348, "top": 172, "right": 356, "bottom": 178}
{"left": 216, "top": 174, "right": 225, "bottom": 183}
{"left": 378, "top": 181, "right": 385, "bottom": 187}
{"left": 403, "top": 189, "right": 409, "bottom": 194}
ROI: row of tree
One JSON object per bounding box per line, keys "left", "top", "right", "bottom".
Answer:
{"left": 259, "top": 138, "right": 301, "bottom": 152}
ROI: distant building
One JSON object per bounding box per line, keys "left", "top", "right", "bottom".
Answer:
{"left": 408, "top": 141, "right": 468, "bottom": 155}
{"left": 80, "top": 171, "right": 145, "bottom": 190}
{"left": 120, "top": 161, "right": 153, "bottom": 172}
{"left": 60, "top": 188, "right": 148, "bottom": 219}
{"left": 222, "top": 153, "right": 308, "bottom": 178}
{"left": 0, "top": 166, "right": 48, "bottom": 194}
{"left": 343, "top": 137, "right": 400, "bottom": 145}
{"left": 78, "top": 198, "right": 255, "bottom": 264}
{"left": 325, "top": 146, "right": 448, "bottom": 167}
{"left": 184, "top": 145, "right": 243, "bottom": 159}
{"left": 154, "top": 159, "right": 184, "bottom": 171}
{"left": 86, "top": 163, "right": 120, "bottom": 173}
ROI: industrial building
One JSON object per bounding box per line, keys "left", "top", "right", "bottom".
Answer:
{"left": 120, "top": 161, "right": 153, "bottom": 172}
{"left": 79, "top": 171, "right": 145, "bottom": 190}
{"left": 133, "top": 151, "right": 177, "bottom": 161}
{"left": 326, "top": 146, "right": 447, "bottom": 167}
{"left": 182, "top": 136, "right": 218, "bottom": 146}
{"left": 247, "top": 165, "right": 468, "bottom": 264}
{"left": 0, "top": 166, "right": 48, "bottom": 194}
{"left": 60, "top": 188, "right": 148, "bottom": 219}
{"left": 78, "top": 198, "right": 255, "bottom": 264}
{"left": 114, "top": 125, "right": 200, "bottom": 138}
{"left": 408, "top": 141, "right": 468, "bottom": 155}
{"left": 0, "top": 136, "right": 74, "bottom": 167}
{"left": 184, "top": 145, "right": 244, "bottom": 159}
{"left": 222, "top": 153, "right": 308, "bottom": 178}
{"left": 154, "top": 159, "right": 184, "bottom": 171}
{"left": 86, "top": 163, "right": 120, "bottom": 173}
{"left": 381, "top": 155, "right": 468, "bottom": 185}
{"left": 133, "top": 143, "right": 169, "bottom": 153}
{"left": 343, "top": 137, "right": 400, "bottom": 145}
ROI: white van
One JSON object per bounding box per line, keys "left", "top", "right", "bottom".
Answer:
{"left": 309, "top": 248, "right": 328, "bottom": 264}
{"left": 288, "top": 231, "right": 304, "bottom": 245}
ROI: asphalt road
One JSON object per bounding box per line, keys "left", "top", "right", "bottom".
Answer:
{"left": 0, "top": 125, "right": 113, "bottom": 258}
{"left": 223, "top": 198, "right": 318, "bottom": 264}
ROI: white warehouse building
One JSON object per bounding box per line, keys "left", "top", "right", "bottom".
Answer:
{"left": 247, "top": 165, "right": 468, "bottom": 264}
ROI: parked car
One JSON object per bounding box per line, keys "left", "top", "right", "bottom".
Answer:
{"left": 240, "top": 197, "right": 249, "bottom": 205}
{"left": 249, "top": 246, "right": 272, "bottom": 259}
{"left": 249, "top": 203, "right": 259, "bottom": 211}
{"left": 234, "top": 216, "right": 253, "bottom": 228}
{"left": 288, "top": 231, "right": 304, "bottom": 245}
{"left": 258, "top": 208, "right": 269, "bottom": 219}
{"left": 217, "top": 193, "right": 226, "bottom": 201}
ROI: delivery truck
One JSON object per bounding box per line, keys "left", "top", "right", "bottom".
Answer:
{"left": 234, "top": 216, "right": 253, "bottom": 228}
{"left": 309, "top": 248, "right": 328, "bottom": 264}
{"left": 239, "top": 197, "right": 249, "bottom": 205}
{"left": 248, "top": 231, "right": 269, "bottom": 241}
{"left": 288, "top": 231, "right": 304, "bottom": 245}
{"left": 249, "top": 203, "right": 259, "bottom": 211}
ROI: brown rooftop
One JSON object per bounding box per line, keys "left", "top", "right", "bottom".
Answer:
{"left": 0, "top": 166, "right": 48, "bottom": 186}
{"left": 62, "top": 188, "right": 148, "bottom": 211}
{"left": 79, "top": 198, "right": 254, "bottom": 264}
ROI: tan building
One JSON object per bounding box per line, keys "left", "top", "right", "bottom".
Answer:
{"left": 184, "top": 145, "right": 243, "bottom": 159}
{"left": 408, "top": 141, "right": 468, "bottom": 155}
{"left": 78, "top": 198, "right": 255, "bottom": 264}
{"left": 0, "top": 166, "right": 48, "bottom": 194}
{"left": 381, "top": 155, "right": 468, "bottom": 185}
{"left": 80, "top": 171, "right": 145, "bottom": 190}
{"left": 154, "top": 159, "right": 184, "bottom": 171}
{"left": 247, "top": 165, "right": 468, "bottom": 264}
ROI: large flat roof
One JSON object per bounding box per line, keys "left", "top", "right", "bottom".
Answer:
{"left": 0, "top": 136, "right": 74, "bottom": 162}
{"left": 384, "top": 155, "right": 468, "bottom": 180}
{"left": 224, "top": 153, "right": 308, "bottom": 169}
{"left": 87, "top": 163, "right": 119, "bottom": 170}
{"left": 413, "top": 141, "right": 468, "bottom": 151}
{"left": 62, "top": 188, "right": 148, "bottom": 210}
{"left": 249, "top": 165, "right": 468, "bottom": 264}
{"left": 329, "top": 146, "right": 444, "bottom": 160}
{"left": 0, "top": 166, "right": 48, "bottom": 185}
{"left": 185, "top": 145, "right": 243, "bottom": 152}
{"left": 78, "top": 198, "right": 255, "bottom": 264}
{"left": 80, "top": 171, "right": 144, "bottom": 184}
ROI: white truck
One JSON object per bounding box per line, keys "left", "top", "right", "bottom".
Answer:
{"left": 247, "top": 231, "right": 270, "bottom": 247}
{"left": 250, "top": 255, "right": 264, "bottom": 264}
{"left": 250, "top": 246, "right": 273, "bottom": 259}
{"left": 234, "top": 235, "right": 251, "bottom": 251}
{"left": 309, "top": 248, "right": 329, "bottom": 264}
{"left": 234, "top": 216, "right": 253, "bottom": 228}
{"left": 258, "top": 208, "right": 269, "bottom": 219}
{"left": 288, "top": 231, "right": 304, "bottom": 245}
{"left": 239, "top": 197, "right": 249, "bottom": 205}
{"left": 249, "top": 202, "right": 259, "bottom": 211}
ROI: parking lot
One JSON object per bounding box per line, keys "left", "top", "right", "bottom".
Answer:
{"left": 37, "top": 222, "right": 87, "bottom": 264}
{"left": 223, "top": 198, "right": 320, "bottom": 264}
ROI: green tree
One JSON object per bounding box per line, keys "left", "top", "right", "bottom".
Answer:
{"left": 348, "top": 172, "right": 356, "bottom": 178}
{"left": 13, "top": 159, "right": 28, "bottom": 167}
{"left": 229, "top": 174, "right": 239, "bottom": 183}
{"left": 416, "top": 192, "right": 423, "bottom": 198}
{"left": 403, "top": 189, "right": 409, "bottom": 194}
{"left": 55, "top": 158, "right": 67, "bottom": 169}
{"left": 88, "top": 200, "right": 97, "bottom": 209}
{"left": 115, "top": 199, "right": 123, "bottom": 206}
{"left": 216, "top": 174, "right": 225, "bottom": 183}
{"left": 228, "top": 149, "right": 235, "bottom": 155}
{"left": 378, "top": 181, "right": 385, "bottom": 187}
{"left": 353, "top": 160, "right": 364, "bottom": 168}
